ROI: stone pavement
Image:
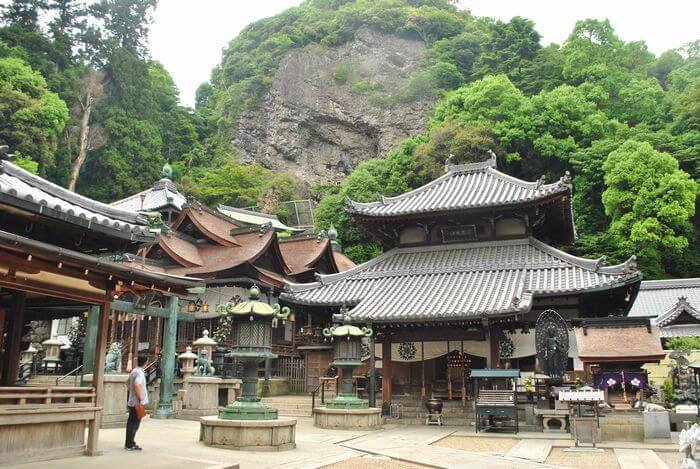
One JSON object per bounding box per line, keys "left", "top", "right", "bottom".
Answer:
{"left": 614, "top": 448, "right": 669, "bottom": 469}
{"left": 4, "top": 417, "right": 677, "bottom": 469}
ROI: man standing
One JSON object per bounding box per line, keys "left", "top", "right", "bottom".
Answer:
{"left": 125, "top": 354, "right": 149, "bottom": 450}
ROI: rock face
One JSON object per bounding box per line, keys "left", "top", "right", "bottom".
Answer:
{"left": 233, "top": 28, "right": 431, "bottom": 184}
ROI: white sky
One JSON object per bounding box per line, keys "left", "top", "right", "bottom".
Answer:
{"left": 149, "top": 0, "right": 700, "bottom": 107}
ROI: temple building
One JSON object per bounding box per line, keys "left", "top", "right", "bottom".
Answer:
{"left": 281, "top": 154, "right": 648, "bottom": 401}
{"left": 628, "top": 278, "right": 700, "bottom": 341}
{"left": 0, "top": 150, "right": 201, "bottom": 462}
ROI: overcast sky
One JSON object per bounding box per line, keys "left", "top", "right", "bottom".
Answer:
{"left": 149, "top": 0, "right": 700, "bottom": 107}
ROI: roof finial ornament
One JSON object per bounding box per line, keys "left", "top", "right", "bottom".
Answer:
{"left": 0, "top": 145, "right": 15, "bottom": 161}
{"left": 162, "top": 162, "right": 173, "bottom": 179}
{"left": 535, "top": 175, "right": 546, "bottom": 190}
{"left": 487, "top": 149, "right": 497, "bottom": 166}
{"left": 376, "top": 193, "right": 385, "bottom": 204}
{"left": 445, "top": 154, "right": 455, "bottom": 172}
{"left": 594, "top": 256, "right": 607, "bottom": 271}
{"left": 328, "top": 223, "right": 338, "bottom": 241}
{"left": 561, "top": 170, "right": 572, "bottom": 185}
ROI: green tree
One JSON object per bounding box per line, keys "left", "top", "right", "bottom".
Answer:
{"left": 602, "top": 140, "right": 698, "bottom": 276}
{"left": 0, "top": 54, "right": 68, "bottom": 172}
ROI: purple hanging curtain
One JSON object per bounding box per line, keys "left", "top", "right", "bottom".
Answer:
{"left": 596, "top": 372, "right": 623, "bottom": 389}
{"left": 623, "top": 372, "right": 645, "bottom": 389}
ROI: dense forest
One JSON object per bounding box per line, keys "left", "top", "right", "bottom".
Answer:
{"left": 0, "top": 0, "right": 698, "bottom": 279}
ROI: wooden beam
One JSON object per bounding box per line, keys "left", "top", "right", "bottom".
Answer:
{"left": 110, "top": 299, "right": 195, "bottom": 321}
{"left": 86, "top": 301, "right": 110, "bottom": 456}
{"left": 0, "top": 274, "right": 107, "bottom": 304}
{"left": 1, "top": 291, "right": 26, "bottom": 385}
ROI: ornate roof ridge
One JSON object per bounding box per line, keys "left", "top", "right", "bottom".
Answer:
{"left": 639, "top": 278, "right": 700, "bottom": 290}
{"left": 282, "top": 236, "right": 640, "bottom": 294}
{"left": 654, "top": 296, "right": 700, "bottom": 327}
{"left": 218, "top": 204, "right": 280, "bottom": 221}
{"left": 345, "top": 152, "right": 572, "bottom": 215}
{"left": 1, "top": 160, "right": 148, "bottom": 225}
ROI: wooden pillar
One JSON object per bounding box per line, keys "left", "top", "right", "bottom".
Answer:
{"left": 133, "top": 315, "right": 141, "bottom": 367}
{"left": 109, "top": 310, "right": 117, "bottom": 343}
{"left": 1, "top": 291, "right": 26, "bottom": 386}
{"left": 155, "top": 296, "right": 178, "bottom": 418}
{"left": 381, "top": 338, "right": 392, "bottom": 403}
{"left": 86, "top": 301, "right": 110, "bottom": 456}
{"left": 447, "top": 340, "right": 452, "bottom": 400}
{"left": 369, "top": 328, "right": 376, "bottom": 407}
{"left": 82, "top": 305, "right": 100, "bottom": 375}
{"left": 421, "top": 341, "right": 426, "bottom": 397}
{"left": 487, "top": 322, "right": 500, "bottom": 368}
{"left": 461, "top": 340, "right": 466, "bottom": 407}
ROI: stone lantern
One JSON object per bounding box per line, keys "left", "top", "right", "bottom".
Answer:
{"left": 313, "top": 312, "right": 382, "bottom": 429}
{"left": 323, "top": 316, "right": 373, "bottom": 409}
{"left": 218, "top": 285, "right": 289, "bottom": 420}
{"left": 20, "top": 344, "right": 37, "bottom": 365}
{"left": 193, "top": 329, "right": 217, "bottom": 367}
{"left": 178, "top": 346, "right": 197, "bottom": 380}
{"left": 42, "top": 336, "right": 63, "bottom": 372}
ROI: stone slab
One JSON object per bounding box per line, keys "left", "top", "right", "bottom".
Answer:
{"left": 614, "top": 448, "right": 669, "bottom": 469}
{"left": 505, "top": 439, "right": 553, "bottom": 463}
{"left": 643, "top": 411, "right": 671, "bottom": 440}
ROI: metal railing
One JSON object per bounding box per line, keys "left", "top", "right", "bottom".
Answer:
{"left": 144, "top": 357, "right": 161, "bottom": 385}
{"left": 55, "top": 364, "right": 83, "bottom": 386}
{"left": 17, "top": 360, "right": 37, "bottom": 385}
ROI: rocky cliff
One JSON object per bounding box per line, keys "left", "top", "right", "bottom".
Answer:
{"left": 232, "top": 28, "right": 432, "bottom": 185}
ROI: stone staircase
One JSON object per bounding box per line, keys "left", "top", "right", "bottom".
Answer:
{"left": 261, "top": 395, "right": 315, "bottom": 417}
{"left": 25, "top": 374, "right": 81, "bottom": 387}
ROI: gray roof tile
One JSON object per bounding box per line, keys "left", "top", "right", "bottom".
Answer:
{"left": 282, "top": 237, "right": 639, "bottom": 322}
{"left": 346, "top": 156, "right": 571, "bottom": 217}
{"left": 628, "top": 278, "right": 700, "bottom": 318}
{"left": 111, "top": 178, "right": 187, "bottom": 212}
{"left": 0, "top": 160, "right": 152, "bottom": 238}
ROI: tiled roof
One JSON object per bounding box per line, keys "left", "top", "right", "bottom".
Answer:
{"left": 628, "top": 278, "right": 700, "bottom": 318}
{"left": 218, "top": 205, "right": 304, "bottom": 233}
{"left": 279, "top": 234, "right": 336, "bottom": 275}
{"left": 0, "top": 159, "right": 153, "bottom": 240}
{"left": 345, "top": 154, "right": 571, "bottom": 218}
{"left": 653, "top": 297, "right": 700, "bottom": 327}
{"left": 110, "top": 178, "right": 187, "bottom": 213}
{"left": 282, "top": 237, "right": 639, "bottom": 322}
{"left": 575, "top": 325, "right": 664, "bottom": 360}
{"left": 332, "top": 251, "right": 356, "bottom": 272}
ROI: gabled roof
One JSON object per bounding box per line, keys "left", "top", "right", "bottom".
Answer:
{"left": 345, "top": 153, "right": 572, "bottom": 218}
{"left": 332, "top": 251, "right": 356, "bottom": 272}
{"left": 218, "top": 205, "right": 304, "bottom": 233}
{"left": 110, "top": 177, "right": 187, "bottom": 213}
{"left": 628, "top": 278, "right": 700, "bottom": 318}
{"left": 0, "top": 159, "right": 153, "bottom": 241}
{"left": 171, "top": 204, "right": 242, "bottom": 247}
{"left": 281, "top": 237, "right": 639, "bottom": 323}
{"left": 279, "top": 234, "right": 338, "bottom": 276}
{"left": 654, "top": 297, "right": 700, "bottom": 327}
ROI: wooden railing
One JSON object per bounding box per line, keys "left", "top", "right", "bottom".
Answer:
{"left": 0, "top": 386, "right": 95, "bottom": 406}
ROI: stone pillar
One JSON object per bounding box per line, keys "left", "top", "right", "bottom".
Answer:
{"left": 82, "top": 305, "right": 100, "bottom": 376}
{"left": 155, "top": 296, "right": 178, "bottom": 419}
{"left": 2, "top": 291, "right": 26, "bottom": 385}
{"left": 381, "top": 339, "right": 392, "bottom": 403}
{"left": 180, "top": 375, "right": 223, "bottom": 419}
{"left": 83, "top": 373, "right": 129, "bottom": 428}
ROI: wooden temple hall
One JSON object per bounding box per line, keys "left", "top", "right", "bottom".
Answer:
{"left": 281, "top": 153, "right": 652, "bottom": 405}
{"left": 0, "top": 151, "right": 203, "bottom": 462}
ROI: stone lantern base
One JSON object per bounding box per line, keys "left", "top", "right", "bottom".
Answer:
{"left": 313, "top": 407, "right": 382, "bottom": 430}
{"left": 200, "top": 416, "right": 296, "bottom": 451}
{"left": 218, "top": 399, "right": 278, "bottom": 420}
{"left": 326, "top": 393, "right": 369, "bottom": 410}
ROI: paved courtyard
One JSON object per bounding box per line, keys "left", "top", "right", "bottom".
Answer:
{"left": 6, "top": 417, "right": 681, "bottom": 469}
